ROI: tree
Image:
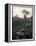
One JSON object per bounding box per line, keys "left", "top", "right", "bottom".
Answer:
{"left": 21, "top": 10, "right": 30, "bottom": 32}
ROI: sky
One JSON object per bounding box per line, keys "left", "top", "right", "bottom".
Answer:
{"left": 13, "top": 5, "right": 32, "bottom": 18}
